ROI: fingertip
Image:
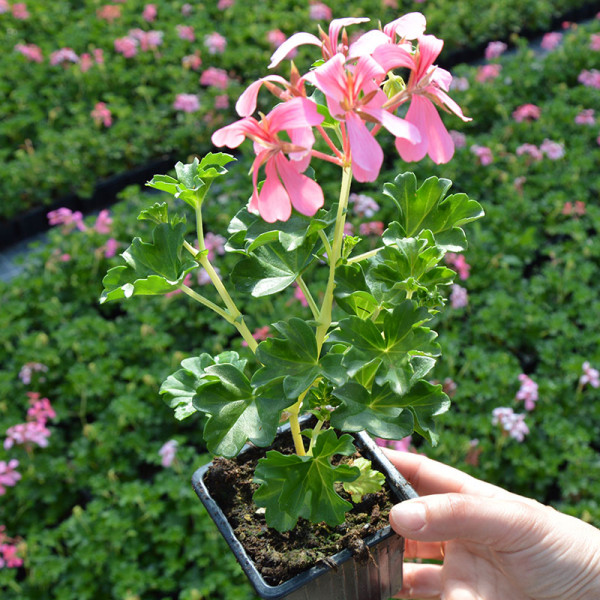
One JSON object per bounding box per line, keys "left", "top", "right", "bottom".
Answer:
{"left": 390, "top": 500, "right": 427, "bottom": 534}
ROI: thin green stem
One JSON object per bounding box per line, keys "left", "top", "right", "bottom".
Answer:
{"left": 180, "top": 284, "right": 232, "bottom": 322}
{"left": 315, "top": 166, "right": 353, "bottom": 353}
{"left": 296, "top": 275, "right": 320, "bottom": 320}
{"left": 347, "top": 247, "right": 383, "bottom": 264}
{"left": 287, "top": 389, "right": 310, "bottom": 456}
{"left": 318, "top": 229, "right": 332, "bottom": 258}
{"left": 195, "top": 202, "right": 206, "bottom": 252}
{"left": 307, "top": 419, "right": 325, "bottom": 456}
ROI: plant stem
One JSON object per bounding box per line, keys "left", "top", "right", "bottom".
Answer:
{"left": 307, "top": 419, "right": 325, "bottom": 455}
{"left": 180, "top": 284, "right": 233, "bottom": 322}
{"left": 347, "top": 246, "right": 383, "bottom": 264}
{"left": 315, "top": 166, "right": 353, "bottom": 353}
{"left": 287, "top": 389, "right": 310, "bottom": 456}
{"left": 296, "top": 275, "right": 320, "bottom": 320}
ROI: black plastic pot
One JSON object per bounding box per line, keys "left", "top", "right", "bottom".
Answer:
{"left": 192, "top": 428, "right": 418, "bottom": 600}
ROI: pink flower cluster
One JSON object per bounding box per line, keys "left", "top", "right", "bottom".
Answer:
{"left": 50, "top": 48, "right": 79, "bottom": 66}
{"left": 579, "top": 362, "right": 599, "bottom": 388}
{"left": 450, "top": 284, "right": 468, "bottom": 309}
{"left": 212, "top": 13, "right": 470, "bottom": 222}
{"left": 578, "top": 69, "right": 600, "bottom": 89}
{"left": 515, "top": 374, "right": 538, "bottom": 411}
{"left": 476, "top": 64, "right": 501, "bottom": 82}
{"left": 0, "top": 460, "right": 21, "bottom": 496}
{"left": 445, "top": 252, "right": 470, "bottom": 280}
{"left": 1, "top": 1, "right": 28, "bottom": 19}
{"left": 173, "top": 93, "right": 200, "bottom": 113}
{"left": 591, "top": 34, "right": 600, "bottom": 51}
{"left": 516, "top": 143, "right": 543, "bottom": 161}
{"left": 48, "top": 207, "right": 86, "bottom": 232}
{"left": 182, "top": 51, "right": 202, "bottom": 70}
{"left": 562, "top": 201, "right": 586, "bottom": 217}
{"left": 349, "top": 193, "right": 380, "bottom": 218}
{"left": 540, "top": 32, "right": 562, "bottom": 51}
{"left": 204, "top": 232, "right": 226, "bottom": 260}
{"left": 158, "top": 440, "right": 178, "bottom": 467}
{"left": 5, "top": 393, "right": 56, "bottom": 450}
{"left": 242, "top": 325, "right": 270, "bottom": 347}
{"left": 309, "top": 2, "right": 332, "bottom": 20}
{"left": 470, "top": 144, "right": 493, "bottom": 165}
{"left": 91, "top": 102, "right": 112, "bottom": 127}
{"left": 359, "top": 221, "right": 384, "bottom": 236}
{"left": 79, "top": 49, "right": 105, "bottom": 72}
{"left": 14, "top": 43, "right": 43, "bottom": 63}
{"left": 0, "top": 527, "right": 23, "bottom": 569}
{"left": 200, "top": 67, "right": 229, "bottom": 89}
{"left": 177, "top": 25, "right": 195, "bottom": 42}
{"left": 142, "top": 4, "right": 157, "bottom": 22}
{"left": 18, "top": 362, "right": 48, "bottom": 385}
{"left": 512, "top": 103, "right": 541, "bottom": 122}
{"left": 492, "top": 407, "right": 529, "bottom": 442}
{"left": 485, "top": 41, "right": 507, "bottom": 60}
{"left": 205, "top": 32, "right": 227, "bottom": 55}
{"left": 97, "top": 4, "right": 121, "bottom": 22}
{"left": 575, "top": 109, "right": 595, "bottom": 125}
{"left": 115, "top": 29, "right": 163, "bottom": 58}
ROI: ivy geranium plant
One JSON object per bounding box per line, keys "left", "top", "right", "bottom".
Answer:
{"left": 101, "top": 12, "right": 483, "bottom": 532}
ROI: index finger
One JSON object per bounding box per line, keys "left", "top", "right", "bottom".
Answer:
{"left": 383, "top": 449, "right": 512, "bottom": 499}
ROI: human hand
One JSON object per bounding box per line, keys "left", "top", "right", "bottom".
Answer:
{"left": 386, "top": 450, "right": 600, "bottom": 600}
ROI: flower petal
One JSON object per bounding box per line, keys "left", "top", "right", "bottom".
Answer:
{"left": 348, "top": 29, "right": 391, "bottom": 58}
{"left": 236, "top": 75, "right": 289, "bottom": 117}
{"left": 211, "top": 117, "right": 262, "bottom": 148}
{"left": 346, "top": 111, "right": 383, "bottom": 182}
{"left": 328, "top": 17, "right": 370, "bottom": 52}
{"left": 275, "top": 154, "right": 324, "bottom": 217}
{"left": 361, "top": 104, "right": 421, "bottom": 143}
{"left": 305, "top": 53, "right": 348, "bottom": 105}
{"left": 268, "top": 31, "right": 321, "bottom": 68}
{"left": 416, "top": 35, "right": 443, "bottom": 80}
{"left": 257, "top": 158, "right": 292, "bottom": 222}
{"left": 384, "top": 12, "right": 427, "bottom": 41}
{"left": 372, "top": 44, "right": 415, "bottom": 72}
{"left": 268, "top": 97, "right": 323, "bottom": 133}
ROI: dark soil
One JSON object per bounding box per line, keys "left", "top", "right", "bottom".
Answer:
{"left": 204, "top": 427, "right": 399, "bottom": 586}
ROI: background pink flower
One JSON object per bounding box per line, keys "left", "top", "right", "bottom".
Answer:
{"left": 142, "top": 4, "right": 157, "bottom": 21}
{"left": 485, "top": 41, "right": 507, "bottom": 59}
{"left": 159, "top": 440, "right": 178, "bottom": 467}
{"left": 470, "top": 144, "right": 493, "bottom": 165}
{"left": 541, "top": 32, "right": 562, "bottom": 50}
{"left": 450, "top": 284, "right": 468, "bottom": 308}
{"left": 492, "top": 407, "right": 529, "bottom": 442}
{"left": 97, "top": 4, "right": 121, "bottom": 22}
{"left": 14, "top": 43, "right": 43, "bottom": 63}
{"left": 204, "top": 32, "right": 227, "bottom": 54}
{"left": 177, "top": 25, "right": 195, "bottom": 42}
{"left": 173, "top": 93, "right": 200, "bottom": 113}
{"left": 91, "top": 102, "right": 112, "bottom": 127}
{"left": 11, "top": 2, "right": 29, "bottom": 19}
{"left": 580, "top": 362, "right": 600, "bottom": 388}
{"left": 309, "top": 2, "right": 332, "bottom": 20}
{"left": 575, "top": 109, "right": 595, "bottom": 125}
{"left": 515, "top": 374, "right": 538, "bottom": 411}
{"left": 182, "top": 51, "right": 202, "bottom": 70}
{"left": 512, "top": 103, "right": 541, "bottom": 122}
{"left": 200, "top": 67, "right": 229, "bottom": 89}
{"left": 476, "top": 64, "right": 501, "bottom": 82}
{"left": 0, "top": 460, "right": 21, "bottom": 496}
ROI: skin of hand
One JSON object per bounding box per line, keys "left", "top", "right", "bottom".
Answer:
{"left": 385, "top": 449, "right": 600, "bottom": 600}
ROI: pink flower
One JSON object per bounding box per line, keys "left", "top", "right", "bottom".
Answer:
{"left": 212, "top": 97, "right": 325, "bottom": 222}
{"left": 11, "top": 2, "right": 28, "bottom": 19}
{"left": 200, "top": 67, "right": 230, "bottom": 89}
{"left": 580, "top": 361, "right": 600, "bottom": 388}
{"left": 79, "top": 53, "right": 94, "bottom": 72}
{"left": 129, "top": 29, "right": 163, "bottom": 51}
{"left": 4, "top": 421, "right": 52, "bottom": 450}
{"left": 591, "top": 34, "right": 600, "bottom": 51}
{"left": 97, "top": 4, "right": 121, "bottom": 22}
{"left": 516, "top": 143, "right": 542, "bottom": 161}
{"left": 94, "top": 48, "right": 105, "bottom": 64}
{"left": 91, "top": 102, "right": 112, "bottom": 127}
{"left": 294, "top": 285, "right": 309, "bottom": 307}
{"left": 359, "top": 221, "right": 384, "bottom": 236}
{"left": 267, "top": 29, "right": 287, "bottom": 48}
{"left": 514, "top": 176, "right": 526, "bottom": 193}
{"left": 0, "top": 0, "right": 9, "bottom": 13}
{"left": 306, "top": 53, "right": 419, "bottom": 180}
{"left": 47, "top": 208, "right": 87, "bottom": 232}
{"left": 450, "top": 76, "right": 469, "bottom": 91}
{"left": 540, "top": 139, "right": 564, "bottom": 160}
{"left": 445, "top": 252, "right": 470, "bottom": 280}
{"left": 485, "top": 41, "right": 507, "bottom": 60}
{"left": 204, "top": 232, "right": 226, "bottom": 260}
{"left": 182, "top": 51, "right": 202, "bottom": 70}
{"left": 349, "top": 193, "right": 379, "bottom": 218}
{"left": 448, "top": 130, "right": 466, "bottom": 149}
{"left": 512, "top": 103, "right": 541, "bottom": 122}
{"left": 159, "top": 440, "right": 178, "bottom": 467}
{"left": 204, "top": 32, "right": 227, "bottom": 54}
{"left": 177, "top": 25, "right": 195, "bottom": 42}
{"left": 142, "top": 4, "right": 157, "bottom": 21}
{"left": 575, "top": 109, "right": 595, "bottom": 125}
{"left": 14, "top": 43, "right": 43, "bottom": 63}
{"left": 388, "top": 35, "right": 471, "bottom": 165}
{"left": 578, "top": 69, "right": 600, "bottom": 89}
{"left": 0, "top": 543, "right": 23, "bottom": 568}
{"left": 242, "top": 325, "right": 271, "bottom": 347}
{"left": 197, "top": 269, "right": 213, "bottom": 286}
{"left": 375, "top": 436, "right": 412, "bottom": 452}
{"left": 309, "top": 2, "right": 332, "bottom": 20}
{"left": 269, "top": 17, "right": 370, "bottom": 68}
{"left": 540, "top": 32, "right": 562, "bottom": 51}
{"left": 562, "top": 201, "right": 586, "bottom": 217}
{"left": 0, "top": 460, "right": 21, "bottom": 495}
{"left": 470, "top": 144, "right": 493, "bottom": 165}
{"left": 181, "top": 3, "right": 193, "bottom": 16}
{"left": 217, "top": 0, "right": 234, "bottom": 9}
{"left": 50, "top": 48, "right": 79, "bottom": 66}
{"left": 27, "top": 397, "right": 56, "bottom": 423}
{"left": 450, "top": 284, "right": 468, "bottom": 308}
{"left": 515, "top": 374, "right": 538, "bottom": 411}
{"left": 215, "top": 94, "right": 229, "bottom": 110}
{"left": 18, "top": 362, "right": 48, "bottom": 385}
{"left": 492, "top": 407, "right": 529, "bottom": 442}
{"left": 173, "top": 93, "right": 200, "bottom": 113}
{"left": 343, "top": 222, "right": 355, "bottom": 236}
{"left": 476, "top": 64, "right": 501, "bottom": 82}
{"left": 114, "top": 36, "right": 138, "bottom": 58}
{"left": 104, "top": 237, "right": 119, "bottom": 258}
{"left": 94, "top": 209, "right": 113, "bottom": 234}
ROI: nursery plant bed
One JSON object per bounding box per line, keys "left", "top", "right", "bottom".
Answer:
{"left": 192, "top": 421, "right": 418, "bottom": 600}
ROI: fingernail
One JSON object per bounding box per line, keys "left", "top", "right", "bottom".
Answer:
{"left": 390, "top": 501, "right": 427, "bottom": 532}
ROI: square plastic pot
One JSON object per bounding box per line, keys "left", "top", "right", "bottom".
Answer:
{"left": 191, "top": 429, "right": 418, "bottom": 600}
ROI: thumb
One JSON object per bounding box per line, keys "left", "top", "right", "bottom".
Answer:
{"left": 389, "top": 494, "right": 546, "bottom": 550}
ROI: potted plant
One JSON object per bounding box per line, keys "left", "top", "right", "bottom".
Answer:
{"left": 100, "top": 11, "right": 483, "bottom": 599}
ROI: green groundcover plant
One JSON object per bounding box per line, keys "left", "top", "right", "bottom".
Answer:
{"left": 100, "top": 12, "right": 483, "bottom": 532}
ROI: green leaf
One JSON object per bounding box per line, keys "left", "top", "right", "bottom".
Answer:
{"left": 342, "top": 458, "right": 385, "bottom": 503}
{"left": 231, "top": 238, "right": 319, "bottom": 297}
{"left": 194, "top": 364, "right": 289, "bottom": 457}
{"left": 138, "top": 202, "right": 170, "bottom": 224}
{"left": 399, "top": 380, "right": 450, "bottom": 445}
{"left": 330, "top": 301, "right": 440, "bottom": 395}
{"left": 334, "top": 264, "right": 382, "bottom": 318}
{"left": 145, "top": 175, "right": 179, "bottom": 196}
{"left": 197, "top": 152, "right": 236, "bottom": 180}
{"left": 331, "top": 381, "right": 414, "bottom": 439}
{"left": 100, "top": 222, "right": 197, "bottom": 303}
{"left": 253, "top": 429, "right": 360, "bottom": 531}
{"left": 383, "top": 172, "right": 484, "bottom": 250}
{"left": 160, "top": 352, "right": 248, "bottom": 420}
{"left": 253, "top": 319, "right": 346, "bottom": 399}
